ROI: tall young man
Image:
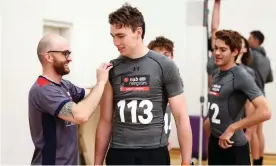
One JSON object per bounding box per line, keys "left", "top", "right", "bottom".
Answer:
{"left": 94, "top": 4, "right": 192, "bottom": 165}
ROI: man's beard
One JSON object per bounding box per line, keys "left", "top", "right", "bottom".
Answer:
{"left": 53, "top": 60, "right": 70, "bottom": 76}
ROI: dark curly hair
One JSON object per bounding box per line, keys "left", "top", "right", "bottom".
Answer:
{"left": 215, "top": 30, "right": 242, "bottom": 54}
{"left": 147, "top": 36, "right": 174, "bottom": 54}
{"left": 109, "top": 3, "right": 146, "bottom": 39}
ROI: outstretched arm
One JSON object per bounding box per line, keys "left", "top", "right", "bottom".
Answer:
{"left": 211, "top": 0, "right": 221, "bottom": 49}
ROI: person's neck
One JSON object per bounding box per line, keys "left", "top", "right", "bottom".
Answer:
{"left": 235, "top": 54, "right": 242, "bottom": 64}
{"left": 42, "top": 68, "right": 62, "bottom": 84}
{"left": 127, "top": 43, "right": 149, "bottom": 59}
{"left": 251, "top": 45, "right": 260, "bottom": 49}
{"left": 219, "top": 62, "right": 236, "bottom": 71}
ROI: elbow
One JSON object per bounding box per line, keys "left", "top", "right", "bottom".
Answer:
{"left": 258, "top": 106, "right": 272, "bottom": 122}
{"left": 72, "top": 108, "right": 89, "bottom": 124}
{"left": 75, "top": 116, "right": 89, "bottom": 125}
{"left": 263, "top": 108, "right": 272, "bottom": 121}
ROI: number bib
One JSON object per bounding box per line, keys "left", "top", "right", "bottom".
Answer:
{"left": 208, "top": 102, "right": 221, "bottom": 124}
{"left": 117, "top": 99, "right": 154, "bottom": 124}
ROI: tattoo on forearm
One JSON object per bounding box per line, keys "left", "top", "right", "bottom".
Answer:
{"left": 60, "top": 102, "right": 75, "bottom": 117}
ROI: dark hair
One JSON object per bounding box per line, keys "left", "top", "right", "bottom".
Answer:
{"left": 109, "top": 3, "right": 146, "bottom": 39}
{"left": 241, "top": 36, "right": 252, "bottom": 65}
{"left": 250, "top": 30, "right": 265, "bottom": 45}
{"left": 215, "top": 30, "right": 242, "bottom": 54}
{"left": 148, "top": 36, "right": 174, "bottom": 54}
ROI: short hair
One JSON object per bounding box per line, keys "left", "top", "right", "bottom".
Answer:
{"left": 215, "top": 30, "right": 242, "bottom": 53}
{"left": 250, "top": 30, "right": 265, "bottom": 45}
{"left": 109, "top": 3, "right": 146, "bottom": 39}
{"left": 148, "top": 36, "right": 174, "bottom": 54}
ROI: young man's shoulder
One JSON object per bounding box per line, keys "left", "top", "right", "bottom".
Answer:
{"left": 231, "top": 65, "right": 249, "bottom": 76}
{"left": 110, "top": 55, "right": 125, "bottom": 67}
{"left": 147, "top": 50, "right": 176, "bottom": 68}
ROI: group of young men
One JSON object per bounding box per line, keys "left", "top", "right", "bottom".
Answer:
{"left": 205, "top": 0, "right": 274, "bottom": 165}
{"left": 28, "top": 2, "right": 273, "bottom": 166}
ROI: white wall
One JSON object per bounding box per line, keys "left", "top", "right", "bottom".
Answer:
{"left": 1, "top": 0, "right": 118, "bottom": 164}
{"left": 1, "top": 0, "right": 276, "bottom": 164}
{"left": 0, "top": 15, "right": 3, "bottom": 166}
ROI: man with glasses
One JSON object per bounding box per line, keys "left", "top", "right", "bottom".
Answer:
{"left": 28, "top": 34, "right": 112, "bottom": 165}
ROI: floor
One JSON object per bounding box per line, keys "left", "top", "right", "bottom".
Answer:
{"left": 169, "top": 149, "right": 276, "bottom": 165}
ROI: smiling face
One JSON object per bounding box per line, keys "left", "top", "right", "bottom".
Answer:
{"left": 110, "top": 25, "right": 143, "bottom": 57}
{"left": 213, "top": 30, "right": 242, "bottom": 70}
{"left": 108, "top": 4, "right": 145, "bottom": 57}
{"left": 43, "top": 37, "right": 72, "bottom": 76}
{"left": 214, "top": 38, "right": 238, "bottom": 67}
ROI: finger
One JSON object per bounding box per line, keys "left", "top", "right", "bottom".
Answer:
{"left": 226, "top": 139, "right": 234, "bottom": 145}
{"left": 223, "top": 140, "right": 232, "bottom": 149}
{"left": 102, "top": 63, "right": 108, "bottom": 69}
{"left": 106, "top": 65, "right": 113, "bottom": 71}
{"left": 220, "top": 140, "right": 227, "bottom": 149}
{"left": 219, "top": 138, "right": 228, "bottom": 149}
{"left": 106, "top": 63, "right": 113, "bottom": 69}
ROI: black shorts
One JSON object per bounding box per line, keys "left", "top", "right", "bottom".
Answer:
{"left": 106, "top": 146, "right": 170, "bottom": 165}
{"left": 208, "top": 135, "right": 251, "bottom": 165}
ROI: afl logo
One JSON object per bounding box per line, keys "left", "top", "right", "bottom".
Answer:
{"left": 124, "top": 77, "right": 129, "bottom": 83}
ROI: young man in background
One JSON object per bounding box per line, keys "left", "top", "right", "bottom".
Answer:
{"left": 248, "top": 30, "right": 274, "bottom": 165}
{"left": 148, "top": 36, "right": 178, "bottom": 151}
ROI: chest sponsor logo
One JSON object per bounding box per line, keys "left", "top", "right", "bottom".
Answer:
{"left": 120, "top": 75, "right": 150, "bottom": 92}
{"left": 208, "top": 84, "right": 222, "bottom": 96}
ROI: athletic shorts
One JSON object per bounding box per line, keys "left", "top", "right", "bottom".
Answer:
{"left": 106, "top": 146, "right": 170, "bottom": 165}
{"left": 208, "top": 135, "right": 251, "bottom": 165}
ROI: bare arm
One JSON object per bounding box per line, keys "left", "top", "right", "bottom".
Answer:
{"left": 211, "top": 0, "right": 221, "bottom": 49}
{"left": 58, "top": 82, "right": 106, "bottom": 124}
{"left": 84, "top": 87, "right": 94, "bottom": 98}
{"left": 169, "top": 94, "right": 192, "bottom": 164}
{"left": 203, "top": 118, "right": 211, "bottom": 137}
{"left": 94, "top": 81, "right": 113, "bottom": 165}
{"left": 229, "top": 96, "right": 271, "bottom": 132}
{"left": 244, "top": 100, "right": 256, "bottom": 137}
{"left": 58, "top": 63, "right": 112, "bottom": 124}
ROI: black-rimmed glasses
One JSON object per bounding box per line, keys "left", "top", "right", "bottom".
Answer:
{"left": 48, "top": 50, "right": 71, "bottom": 59}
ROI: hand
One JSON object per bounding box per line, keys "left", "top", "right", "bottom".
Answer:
{"left": 219, "top": 127, "right": 234, "bottom": 149}
{"left": 167, "top": 140, "right": 172, "bottom": 151}
{"left": 96, "top": 63, "right": 113, "bottom": 85}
